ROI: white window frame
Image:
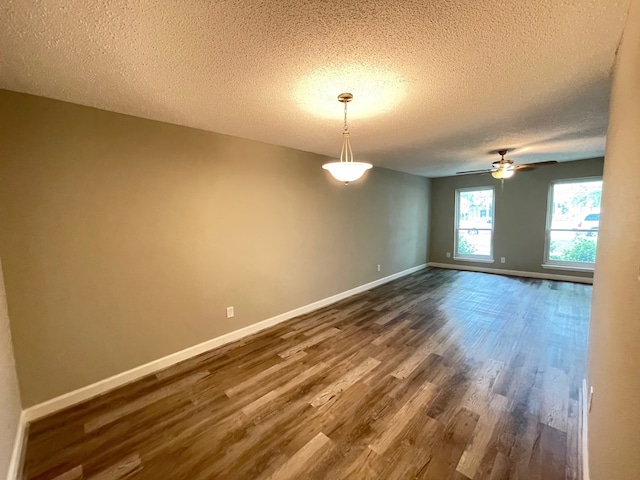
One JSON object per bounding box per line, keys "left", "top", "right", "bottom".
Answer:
{"left": 454, "top": 186, "right": 495, "bottom": 262}
{"left": 543, "top": 177, "right": 602, "bottom": 271}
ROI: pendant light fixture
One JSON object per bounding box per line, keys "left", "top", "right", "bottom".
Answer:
{"left": 322, "top": 93, "right": 372, "bottom": 184}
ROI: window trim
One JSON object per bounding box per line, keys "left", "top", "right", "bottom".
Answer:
{"left": 544, "top": 176, "right": 602, "bottom": 270}
{"left": 454, "top": 186, "right": 495, "bottom": 261}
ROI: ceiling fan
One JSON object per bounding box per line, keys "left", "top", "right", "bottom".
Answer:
{"left": 456, "top": 149, "right": 558, "bottom": 179}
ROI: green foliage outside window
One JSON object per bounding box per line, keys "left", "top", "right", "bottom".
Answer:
{"left": 457, "top": 235, "right": 475, "bottom": 255}
{"left": 550, "top": 237, "right": 597, "bottom": 263}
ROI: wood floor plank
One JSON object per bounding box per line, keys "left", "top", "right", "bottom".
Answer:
{"left": 487, "top": 452, "right": 511, "bottom": 480}
{"left": 22, "top": 268, "right": 590, "bottom": 480}
{"left": 531, "top": 423, "right": 568, "bottom": 479}
{"left": 310, "top": 377, "right": 399, "bottom": 478}
{"left": 277, "top": 327, "right": 340, "bottom": 359}
{"left": 268, "top": 432, "right": 332, "bottom": 480}
{"left": 309, "top": 357, "right": 381, "bottom": 408}
{"left": 87, "top": 453, "right": 141, "bottom": 480}
{"left": 369, "top": 381, "right": 438, "bottom": 454}
{"left": 224, "top": 351, "right": 307, "bottom": 398}
{"left": 282, "top": 309, "right": 339, "bottom": 336}
{"left": 540, "top": 366, "right": 570, "bottom": 432}
{"left": 456, "top": 393, "right": 509, "bottom": 478}
{"left": 371, "top": 412, "right": 442, "bottom": 480}
{"left": 84, "top": 371, "right": 210, "bottom": 433}
{"left": 51, "top": 465, "right": 83, "bottom": 480}
{"left": 419, "top": 407, "right": 479, "bottom": 479}
{"left": 371, "top": 318, "right": 412, "bottom": 346}
{"left": 333, "top": 446, "right": 381, "bottom": 479}
{"left": 374, "top": 310, "right": 403, "bottom": 326}
{"left": 241, "top": 361, "right": 330, "bottom": 417}
{"left": 389, "top": 344, "right": 434, "bottom": 380}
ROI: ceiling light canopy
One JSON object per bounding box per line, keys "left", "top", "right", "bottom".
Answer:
{"left": 322, "top": 93, "right": 372, "bottom": 185}
{"left": 295, "top": 65, "right": 407, "bottom": 120}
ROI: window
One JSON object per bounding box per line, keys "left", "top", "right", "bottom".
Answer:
{"left": 545, "top": 178, "right": 602, "bottom": 269}
{"left": 454, "top": 187, "right": 494, "bottom": 261}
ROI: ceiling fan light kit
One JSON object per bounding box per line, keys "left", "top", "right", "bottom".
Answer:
{"left": 491, "top": 169, "right": 515, "bottom": 179}
{"left": 490, "top": 161, "right": 515, "bottom": 179}
{"left": 491, "top": 149, "right": 516, "bottom": 179}
{"left": 456, "top": 149, "right": 558, "bottom": 179}
{"left": 322, "top": 93, "right": 372, "bottom": 185}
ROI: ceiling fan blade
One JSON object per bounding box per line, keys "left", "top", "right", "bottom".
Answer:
{"left": 513, "top": 160, "right": 559, "bottom": 170}
{"left": 456, "top": 169, "right": 494, "bottom": 175}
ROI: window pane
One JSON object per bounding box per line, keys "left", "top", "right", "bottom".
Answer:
{"left": 548, "top": 231, "right": 598, "bottom": 264}
{"left": 457, "top": 229, "right": 492, "bottom": 256}
{"left": 550, "top": 180, "right": 602, "bottom": 230}
{"left": 546, "top": 178, "right": 602, "bottom": 267}
{"left": 456, "top": 187, "right": 494, "bottom": 259}
{"left": 458, "top": 189, "right": 494, "bottom": 230}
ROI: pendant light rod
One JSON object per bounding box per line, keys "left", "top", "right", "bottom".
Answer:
{"left": 339, "top": 93, "right": 354, "bottom": 163}
{"left": 339, "top": 93, "right": 352, "bottom": 129}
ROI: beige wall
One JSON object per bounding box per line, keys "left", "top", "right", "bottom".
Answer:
{"left": 0, "top": 260, "right": 22, "bottom": 479}
{"left": 587, "top": 0, "right": 640, "bottom": 478}
{"left": 428, "top": 158, "right": 603, "bottom": 278}
{"left": 0, "top": 90, "right": 430, "bottom": 407}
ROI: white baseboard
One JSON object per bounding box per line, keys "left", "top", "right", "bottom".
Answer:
{"left": 427, "top": 262, "right": 593, "bottom": 284}
{"left": 582, "top": 379, "right": 590, "bottom": 480}
{"left": 22, "top": 263, "right": 427, "bottom": 423}
{"left": 6, "top": 411, "right": 28, "bottom": 480}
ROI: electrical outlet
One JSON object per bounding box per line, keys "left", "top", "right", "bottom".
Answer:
{"left": 500, "top": 257, "right": 506, "bottom": 263}
{"left": 226, "top": 306, "right": 234, "bottom": 318}
{"left": 446, "top": 252, "right": 451, "bottom": 258}
{"left": 377, "top": 264, "right": 381, "bottom": 272}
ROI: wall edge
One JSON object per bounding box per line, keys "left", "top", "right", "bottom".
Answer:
{"left": 6, "top": 411, "right": 28, "bottom": 480}
{"left": 427, "top": 262, "right": 593, "bottom": 284}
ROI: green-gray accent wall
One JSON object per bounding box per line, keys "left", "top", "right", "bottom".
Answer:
{"left": 428, "top": 157, "right": 604, "bottom": 278}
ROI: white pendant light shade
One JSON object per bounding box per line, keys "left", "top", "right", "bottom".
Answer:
{"left": 322, "top": 161, "right": 372, "bottom": 182}
{"left": 322, "top": 93, "right": 372, "bottom": 184}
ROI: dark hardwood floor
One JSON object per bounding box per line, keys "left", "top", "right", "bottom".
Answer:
{"left": 22, "top": 268, "right": 591, "bottom": 480}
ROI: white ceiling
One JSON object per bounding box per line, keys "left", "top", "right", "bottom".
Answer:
{"left": 0, "top": 0, "right": 630, "bottom": 177}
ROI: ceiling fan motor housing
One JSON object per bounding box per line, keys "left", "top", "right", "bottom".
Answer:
{"left": 492, "top": 159, "right": 513, "bottom": 169}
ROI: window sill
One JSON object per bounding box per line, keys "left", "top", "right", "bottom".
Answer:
{"left": 453, "top": 257, "right": 495, "bottom": 264}
{"left": 541, "top": 264, "right": 594, "bottom": 273}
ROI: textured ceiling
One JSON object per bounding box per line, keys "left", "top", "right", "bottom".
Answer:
{"left": 0, "top": 0, "right": 630, "bottom": 177}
